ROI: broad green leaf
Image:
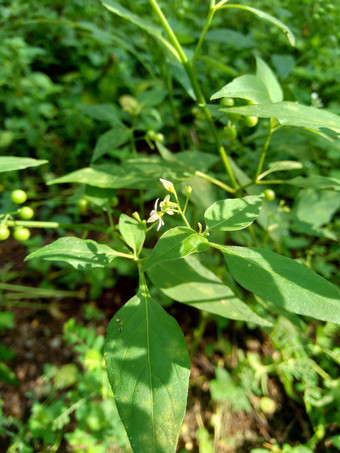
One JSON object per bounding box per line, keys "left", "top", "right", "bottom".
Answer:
{"left": 48, "top": 156, "right": 195, "bottom": 190}
{"left": 92, "top": 126, "right": 132, "bottom": 162}
{"left": 287, "top": 175, "right": 340, "bottom": 192}
{"left": 78, "top": 103, "right": 121, "bottom": 124}
{"left": 142, "top": 227, "right": 210, "bottom": 272}
{"left": 84, "top": 186, "right": 117, "bottom": 208}
{"left": 211, "top": 75, "right": 271, "bottom": 104}
{"left": 101, "top": 0, "right": 179, "bottom": 60}
{"left": 119, "top": 214, "right": 145, "bottom": 255}
{"left": 25, "top": 237, "right": 118, "bottom": 269}
{"left": 258, "top": 160, "right": 303, "bottom": 180}
{"left": 221, "top": 246, "right": 340, "bottom": 324}
{"left": 291, "top": 189, "right": 340, "bottom": 228}
{"left": 255, "top": 56, "right": 283, "bottom": 103}
{"left": 204, "top": 195, "right": 263, "bottom": 231}
{"left": 104, "top": 289, "right": 190, "bottom": 453}
{"left": 147, "top": 255, "right": 271, "bottom": 326}
{"left": 0, "top": 157, "right": 48, "bottom": 173}
{"left": 220, "top": 102, "right": 340, "bottom": 137}
{"left": 216, "top": 4, "right": 295, "bottom": 46}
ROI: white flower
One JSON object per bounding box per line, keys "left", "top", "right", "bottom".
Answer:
{"left": 159, "top": 195, "right": 175, "bottom": 215}
{"left": 147, "top": 198, "right": 165, "bottom": 231}
{"left": 147, "top": 195, "right": 177, "bottom": 231}
{"left": 160, "top": 178, "right": 175, "bottom": 193}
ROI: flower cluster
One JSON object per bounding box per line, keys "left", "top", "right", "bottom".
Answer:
{"left": 147, "top": 179, "right": 178, "bottom": 231}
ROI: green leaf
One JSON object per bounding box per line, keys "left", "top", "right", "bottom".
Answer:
{"left": 0, "top": 157, "right": 48, "bottom": 173}
{"left": 256, "top": 56, "right": 283, "bottom": 103}
{"left": 216, "top": 4, "right": 295, "bottom": 46}
{"left": 258, "top": 160, "right": 303, "bottom": 180}
{"left": 287, "top": 175, "right": 340, "bottom": 191}
{"left": 220, "top": 102, "right": 340, "bottom": 137}
{"left": 92, "top": 126, "right": 132, "bottom": 162}
{"left": 25, "top": 237, "right": 119, "bottom": 269}
{"left": 101, "top": 0, "right": 179, "bottom": 59}
{"left": 78, "top": 103, "right": 121, "bottom": 124}
{"left": 142, "top": 227, "right": 210, "bottom": 272}
{"left": 204, "top": 195, "right": 263, "bottom": 231}
{"left": 104, "top": 289, "right": 190, "bottom": 453}
{"left": 221, "top": 246, "right": 340, "bottom": 324}
{"left": 48, "top": 156, "right": 195, "bottom": 190}
{"left": 211, "top": 74, "right": 271, "bottom": 104}
{"left": 119, "top": 214, "right": 145, "bottom": 255}
{"left": 147, "top": 255, "right": 271, "bottom": 326}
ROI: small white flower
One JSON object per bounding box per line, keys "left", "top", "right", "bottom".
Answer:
{"left": 159, "top": 195, "right": 174, "bottom": 215}
{"left": 147, "top": 198, "right": 165, "bottom": 231}
{"left": 160, "top": 178, "right": 175, "bottom": 193}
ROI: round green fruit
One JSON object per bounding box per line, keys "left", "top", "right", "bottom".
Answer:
{"left": 224, "top": 125, "right": 237, "bottom": 141}
{"left": 77, "top": 198, "right": 88, "bottom": 214}
{"left": 18, "top": 206, "right": 34, "bottom": 220}
{"left": 221, "top": 98, "right": 235, "bottom": 107}
{"left": 0, "top": 226, "right": 10, "bottom": 241}
{"left": 259, "top": 396, "right": 276, "bottom": 415}
{"left": 11, "top": 190, "right": 28, "bottom": 204}
{"left": 13, "top": 227, "right": 30, "bottom": 242}
{"left": 264, "top": 189, "right": 276, "bottom": 202}
{"left": 244, "top": 116, "right": 258, "bottom": 127}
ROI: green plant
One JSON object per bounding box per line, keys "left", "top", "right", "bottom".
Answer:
{"left": 1, "top": 0, "right": 340, "bottom": 452}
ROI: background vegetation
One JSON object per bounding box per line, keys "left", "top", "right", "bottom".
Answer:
{"left": 0, "top": 0, "right": 339, "bottom": 452}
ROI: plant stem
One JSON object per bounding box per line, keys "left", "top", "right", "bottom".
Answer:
{"left": 255, "top": 120, "right": 274, "bottom": 181}
{"left": 5, "top": 219, "right": 109, "bottom": 232}
{"left": 192, "top": 0, "right": 215, "bottom": 63}
{"left": 195, "top": 170, "right": 235, "bottom": 193}
{"left": 148, "top": 0, "right": 238, "bottom": 189}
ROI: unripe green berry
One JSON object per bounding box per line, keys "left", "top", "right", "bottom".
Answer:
{"left": 11, "top": 190, "right": 28, "bottom": 204}
{"left": 18, "top": 206, "right": 34, "bottom": 220}
{"left": 264, "top": 189, "right": 276, "bottom": 202}
{"left": 221, "top": 98, "right": 234, "bottom": 107}
{"left": 0, "top": 226, "right": 10, "bottom": 241}
{"left": 223, "top": 125, "right": 237, "bottom": 141}
{"left": 13, "top": 227, "right": 30, "bottom": 242}
{"left": 244, "top": 116, "right": 258, "bottom": 127}
{"left": 259, "top": 396, "right": 276, "bottom": 415}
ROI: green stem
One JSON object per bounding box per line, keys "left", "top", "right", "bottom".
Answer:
{"left": 192, "top": 0, "right": 215, "bottom": 63}
{"left": 173, "top": 191, "right": 192, "bottom": 229}
{"left": 195, "top": 170, "right": 235, "bottom": 193}
{"left": 255, "top": 120, "right": 274, "bottom": 181}
{"left": 0, "top": 283, "right": 84, "bottom": 299}
{"left": 148, "top": 0, "right": 238, "bottom": 189}
{"left": 5, "top": 219, "right": 109, "bottom": 232}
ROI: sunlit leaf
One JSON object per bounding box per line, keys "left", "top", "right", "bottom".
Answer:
{"left": 104, "top": 288, "right": 190, "bottom": 453}
{"left": 25, "top": 237, "right": 118, "bottom": 269}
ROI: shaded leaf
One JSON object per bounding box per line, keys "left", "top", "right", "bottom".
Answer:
{"left": 287, "top": 175, "right": 340, "bottom": 191}
{"left": 204, "top": 195, "right": 263, "bottom": 231}
{"left": 220, "top": 102, "right": 340, "bottom": 137}
{"left": 104, "top": 289, "right": 190, "bottom": 453}
{"left": 0, "top": 157, "right": 48, "bottom": 173}
{"left": 147, "top": 255, "right": 271, "bottom": 326}
{"left": 258, "top": 160, "right": 303, "bottom": 180}
{"left": 221, "top": 246, "right": 340, "bottom": 324}
{"left": 25, "top": 237, "right": 118, "bottom": 270}
{"left": 256, "top": 56, "right": 283, "bottom": 103}
{"left": 142, "top": 227, "right": 210, "bottom": 272}
{"left": 217, "top": 4, "right": 295, "bottom": 46}
{"left": 211, "top": 74, "right": 271, "bottom": 104}
{"left": 92, "top": 127, "right": 132, "bottom": 162}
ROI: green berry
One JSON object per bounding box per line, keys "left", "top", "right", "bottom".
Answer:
{"left": 259, "top": 396, "right": 276, "bottom": 415}
{"left": 224, "top": 125, "right": 237, "bottom": 141}
{"left": 221, "top": 98, "right": 235, "bottom": 107}
{"left": 264, "top": 189, "right": 276, "bottom": 202}
{"left": 11, "top": 190, "right": 28, "bottom": 204}
{"left": 18, "top": 206, "right": 34, "bottom": 219}
{"left": 0, "top": 226, "right": 10, "bottom": 241}
{"left": 77, "top": 198, "right": 88, "bottom": 214}
{"left": 13, "top": 227, "right": 30, "bottom": 242}
{"left": 244, "top": 116, "right": 258, "bottom": 127}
